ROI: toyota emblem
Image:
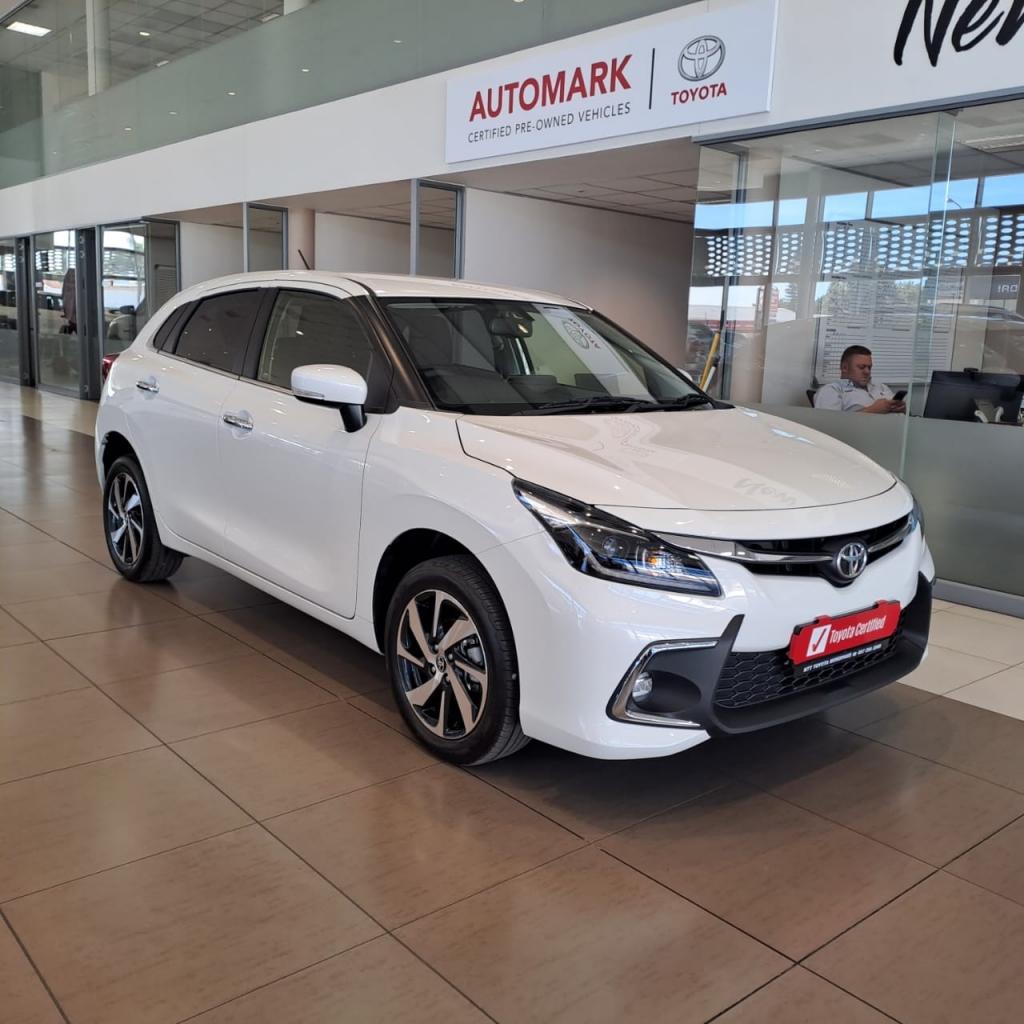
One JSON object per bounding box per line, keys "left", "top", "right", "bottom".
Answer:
{"left": 834, "top": 542, "right": 869, "bottom": 581}
{"left": 678, "top": 36, "right": 726, "bottom": 82}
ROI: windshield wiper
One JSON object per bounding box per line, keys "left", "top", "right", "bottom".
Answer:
{"left": 515, "top": 396, "right": 660, "bottom": 416}
{"left": 633, "top": 394, "right": 713, "bottom": 412}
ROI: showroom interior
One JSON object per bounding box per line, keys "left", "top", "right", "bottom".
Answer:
{"left": 2, "top": 1, "right": 1024, "bottom": 1023}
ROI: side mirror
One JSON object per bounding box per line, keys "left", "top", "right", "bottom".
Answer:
{"left": 291, "top": 364, "right": 368, "bottom": 432}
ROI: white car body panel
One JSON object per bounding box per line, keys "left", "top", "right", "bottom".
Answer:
{"left": 96, "top": 271, "right": 933, "bottom": 760}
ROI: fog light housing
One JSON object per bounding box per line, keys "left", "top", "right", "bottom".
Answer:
{"left": 631, "top": 672, "right": 654, "bottom": 704}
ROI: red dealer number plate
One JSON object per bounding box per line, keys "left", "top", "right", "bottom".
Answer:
{"left": 789, "top": 601, "right": 901, "bottom": 674}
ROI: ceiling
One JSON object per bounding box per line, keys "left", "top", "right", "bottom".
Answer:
{"left": 1, "top": 0, "right": 280, "bottom": 82}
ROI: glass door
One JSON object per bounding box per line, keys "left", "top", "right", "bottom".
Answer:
{"left": 244, "top": 204, "right": 287, "bottom": 272}
{"left": 32, "top": 231, "right": 79, "bottom": 394}
{"left": 0, "top": 239, "right": 19, "bottom": 382}
{"left": 411, "top": 181, "right": 463, "bottom": 278}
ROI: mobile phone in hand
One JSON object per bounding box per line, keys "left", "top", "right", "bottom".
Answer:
{"left": 893, "top": 390, "right": 907, "bottom": 402}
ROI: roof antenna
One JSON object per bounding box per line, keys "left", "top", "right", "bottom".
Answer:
{"left": 297, "top": 248, "right": 311, "bottom": 270}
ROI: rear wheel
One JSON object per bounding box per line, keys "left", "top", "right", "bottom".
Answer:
{"left": 385, "top": 555, "right": 529, "bottom": 765}
{"left": 103, "top": 454, "right": 183, "bottom": 582}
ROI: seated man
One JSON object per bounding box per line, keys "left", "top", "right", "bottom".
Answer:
{"left": 814, "top": 345, "right": 906, "bottom": 414}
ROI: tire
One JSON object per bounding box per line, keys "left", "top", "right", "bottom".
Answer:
{"left": 385, "top": 555, "right": 530, "bottom": 765}
{"left": 102, "top": 454, "right": 184, "bottom": 583}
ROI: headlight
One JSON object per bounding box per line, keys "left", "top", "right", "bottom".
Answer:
{"left": 514, "top": 481, "right": 722, "bottom": 597}
{"left": 910, "top": 495, "right": 925, "bottom": 535}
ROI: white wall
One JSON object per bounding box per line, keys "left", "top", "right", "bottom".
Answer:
{"left": 179, "top": 223, "right": 243, "bottom": 289}
{"left": 315, "top": 214, "right": 456, "bottom": 278}
{"left": 463, "top": 190, "right": 692, "bottom": 363}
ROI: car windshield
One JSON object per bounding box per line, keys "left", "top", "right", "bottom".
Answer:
{"left": 381, "top": 299, "right": 710, "bottom": 416}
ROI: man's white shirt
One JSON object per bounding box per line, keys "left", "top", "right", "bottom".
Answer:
{"left": 814, "top": 379, "right": 894, "bottom": 412}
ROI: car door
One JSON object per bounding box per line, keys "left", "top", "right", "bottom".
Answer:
{"left": 217, "top": 286, "right": 392, "bottom": 617}
{"left": 127, "top": 288, "right": 264, "bottom": 555}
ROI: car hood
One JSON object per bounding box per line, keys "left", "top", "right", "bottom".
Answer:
{"left": 457, "top": 407, "right": 896, "bottom": 511}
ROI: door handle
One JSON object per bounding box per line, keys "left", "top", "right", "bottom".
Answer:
{"left": 136, "top": 379, "right": 159, "bottom": 393}
{"left": 222, "top": 412, "right": 253, "bottom": 432}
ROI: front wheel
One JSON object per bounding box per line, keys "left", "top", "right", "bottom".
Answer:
{"left": 103, "top": 454, "right": 183, "bottom": 583}
{"left": 385, "top": 555, "right": 529, "bottom": 765}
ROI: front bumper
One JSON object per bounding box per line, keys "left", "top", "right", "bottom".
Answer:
{"left": 481, "top": 525, "right": 933, "bottom": 760}
{"left": 608, "top": 573, "right": 931, "bottom": 735}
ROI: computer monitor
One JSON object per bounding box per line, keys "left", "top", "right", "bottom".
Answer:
{"left": 923, "top": 370, "right": 1024, "bottom": 424}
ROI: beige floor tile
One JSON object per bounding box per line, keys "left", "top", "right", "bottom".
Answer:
{"left": 2, "top": 495, "right": 100, "bottom": 523}
{"left": 0, "top": 608, "right": 37, "bottom": 649}
{"left": 170, "top": 557, "right": 234, "bottom": 581}
{"left": 0, "top": 643, "right": 93, "bottom": 705}
{"left": 947, "top": 817, "right": 1024, "bottom": 906}
{"left": 173, "top": 702, "right": 436, "bottom": 819}
{"left": 0, "top": 746, "right": 249, "bottom": 902}
{"left": 469, "top": 740, "right": 726, "bottom": 841}
{"left": 947, "top": 663, "right": 1024, "bottom": 720}
{"left": 928, "top": 610, "right": 1024, "bottom": 665}
{"left": 0, "top": 539, "right": 89, "bottom": 572}
{"left": 602, "top": 783, "right": 932, "bottom": 959}
{"left": 49, "top": 617, "right": 253, "bottom": 685}
{"left": 859, "top": 698, "right": 1024, "bottom": 794}
{"left": 33, "top": 514, "right": 106, "bottom": 553}
{"left": 271, "top": 638, "right": 387, "bottom": 698}
{"left": 715, "top": 967, "right": 893, "bottom": 1024}
{"left": 5, "top": 586, "right": 189, "bottom": 640}
{"left": 397, "top": 847, "right": 787, "bottom": 1024}
{"left": 268, "top": 763, "right": 583, "bottom": 928}
{"left": 4, "top": 826, "right": 382, "bottom": 1024}
{"left": 152, "top": 575, "right": 279, "bottom": 616}
{"left": 727, "top": 722, "right": 1024, "bottom": 865}
{"left": 817, "top": 681, "right": 935, "bottom": 731}
{"left": 899, "top": 644, "right": 1008, "bottom": 694}
{"left": 807, "top": 873, "right": 1024, "bottom": 1024}
{"left": 201, "top": 604, "right": 343, "bottom": 655}
{"left": 947, "top": 605, "right": 1024, "bottom": 628}
{"left": 103, "top": 654, "right": 338, "bottom": 742}
{"left": 0, "top": 560, "right": 120, "bottom": 605}
{"left": 189, "top": 936, "right": 490, "bottom": 1024}
{"left": 0, "top": 519, "right": 53, "bottom": 547}
{"left": 0, "top": 478, "right": 81, "bottom": 506}
{"left": 0, "top": 688, "right": 159, "bottom": 784}
{"left": 0, "top": 918, "right": 63, "bottom": 1024}
{"left": 349, "top": 686, "right": 413, "bottom": 736}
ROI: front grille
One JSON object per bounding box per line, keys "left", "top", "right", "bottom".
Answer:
{"left": 713, "top": 615, "right": 906, "bottom": 710}
{"left": 738, "top": 515, "right": 910, "bottom": 579}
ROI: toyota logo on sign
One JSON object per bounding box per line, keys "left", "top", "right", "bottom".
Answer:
{"left": 834, "top": 542, "right": 869, "bottom": 582}
{"left": 678, "top": 36, "right": 726, "bottom": 82}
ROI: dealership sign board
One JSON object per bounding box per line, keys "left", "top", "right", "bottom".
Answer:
{"left": 444, "top": 0, "right": 778, "bottom": 164}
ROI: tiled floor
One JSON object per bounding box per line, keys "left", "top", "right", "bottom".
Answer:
{"left": 2, "top": 380, "right": 1024, "bottom": 1024}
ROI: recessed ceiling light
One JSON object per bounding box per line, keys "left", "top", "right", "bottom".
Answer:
{"left": 260, "top": 12, "right": 279, "bottom": 21}
{"left": 169, "top": 110, "right": 178, "bottom": 115}
{"left": 124, "top": 126, "right": 133, "bottom": 131}
{"left": 7, "top": 21, "right": 51, "bottom": 37}
{"left": 228, "top": 91, "right": 236, "bottom": 96}
{"left": 139, "top": 30, "right": 150, "bottom": 37}
{"left": 394, "top": 39, "right": 401, "bottom": 43}
{"left": 301, "top": 67, "right": 310, "bottom": 72}
{"left": 155, "top": 59, "right": 169, "bottom": 67}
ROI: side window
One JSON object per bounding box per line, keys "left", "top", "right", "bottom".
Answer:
{"left": 257, "top": 291, "right": 377, "bottom": 389}
{"left": 152, "top": 304, "right": 188, "bottom": 352}
{"left": 174, "top": 290, "right": 262, "bottom": 374}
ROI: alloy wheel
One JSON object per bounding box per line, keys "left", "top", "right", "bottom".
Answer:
{"left": 107, "top": 471, "right": 145, "bottom": 567}
{"left": 396, "top": 589, "right": 489, "bottom": 739}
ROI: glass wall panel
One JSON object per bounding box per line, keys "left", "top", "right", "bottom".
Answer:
{"left": 0, "top": 0, "right": 704, "bottom": 189}
{"left": 0, "top": 239, "right": 19, "bottom": 381}
{"left": 101, "top": 219, "right": 178, "bottom": 357}
{"left": 414, "top": 182, "right": 460, "bottom": 279}
{"left": 33, "top": 231, "right": 79, "bottom": 392}
{"left": 245, "top": 205, "right": 285, "bottom": 273}
{"left": 691, "top": 100, "right": 1024, "bottom": 597}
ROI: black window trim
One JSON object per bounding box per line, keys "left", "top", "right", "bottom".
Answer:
{"left": 150, "top": 302, "right": 192, "bottom": 353}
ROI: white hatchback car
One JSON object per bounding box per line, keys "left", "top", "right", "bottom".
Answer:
{"left": 96, "top": 272, "right": 934, "bottom": 764}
